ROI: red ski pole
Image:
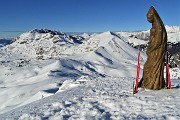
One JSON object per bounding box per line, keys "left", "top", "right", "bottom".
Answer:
{"left": 168, "top": 69, "right": 172, "bottom": 89}
{"left": 166, "top": 51, "right": 172, "bottom": 89}
{"left": 167, "top": 64, "right": 172, "bottom": 89}
{"left": 134, "top": 51, "right": 140, "bottom": 93}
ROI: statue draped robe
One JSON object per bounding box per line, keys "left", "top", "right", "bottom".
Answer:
{"left": 139, "top": 6, "right": 167, "bottom": 90}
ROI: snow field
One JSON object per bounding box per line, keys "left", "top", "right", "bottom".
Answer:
{"left": 0, "top": 77, "right": 180, "bottom": 119}
{"left": 0, "top": 27, "right": 179, "bottom": 119}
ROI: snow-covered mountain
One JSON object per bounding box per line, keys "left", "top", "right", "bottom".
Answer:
{"left": 0, "top": 28, "right": 180, "bottom": 119}
{"left": 165, "top": 25, "right": 180, "bottom": 33}
{"left": 117, "top": 26, "right": 180, "bottom": 45}
{"left": 117, "top": 26, "right": 180, "bottom": 67}
{"left": 0, "top": 29, "right": 146, "bottom": 114}
{"left": 1, "top": 29, "right": 146, "bottom": 61}
{"left": 1, "top": 29, "right": 84, "bottom": 60}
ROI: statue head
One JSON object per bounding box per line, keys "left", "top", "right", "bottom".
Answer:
{"left": 146, "top": 6, "right": 156, "bottom": 23}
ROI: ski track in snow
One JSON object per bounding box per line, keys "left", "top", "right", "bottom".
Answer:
{"left": 0, "top": 28, "right": 180, "bottom": 119}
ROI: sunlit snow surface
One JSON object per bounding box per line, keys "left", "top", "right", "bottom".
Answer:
{"left": 0, "top": 27, "right": 180, "bottom": 119}
{"left": 0, "top": 77, "right": 180, "bottom": 119}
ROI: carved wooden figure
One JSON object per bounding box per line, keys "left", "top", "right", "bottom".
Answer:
{"left": 139, "top": 6, "right": 167, "bottom": 90}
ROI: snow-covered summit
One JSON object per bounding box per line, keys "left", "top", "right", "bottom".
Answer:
{"left": 13, "top": 28, "right": 84, "bottom": 44}
{"left": 1, "top": 29, "right": 85, "bottom": 59}
{"left": 29, "top": 29, "right": 64, "bottom": 34}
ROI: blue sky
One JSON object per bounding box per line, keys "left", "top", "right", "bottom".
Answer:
{"left": 0, "top": 0, "right": 179, "bottom": 37}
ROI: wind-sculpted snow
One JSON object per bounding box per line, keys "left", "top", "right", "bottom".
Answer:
{"left": 0, "top": 29, "right": 180, "bottom": 119}
{"left": 0, "top": 77, "right": 180, "bottom": 119}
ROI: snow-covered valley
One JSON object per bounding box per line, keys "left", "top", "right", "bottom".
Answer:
{"left": 0, "top": 26, "right": 180, "bottom": 119}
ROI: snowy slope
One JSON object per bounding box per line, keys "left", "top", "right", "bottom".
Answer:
{"left": 0, "top": 77, "right": 180, "bottom": 119}
{"left": 0, "top": 28, "right": 180, "bottom": 119}
{"left": 0, "top": 30, "right": 146, "bottom": 115}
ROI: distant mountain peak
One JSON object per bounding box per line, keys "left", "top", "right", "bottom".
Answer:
{"left": 29, "top": 29, "right": 65, "bottom": 36}
{"left": 165, "top": 25, "right": 180, "bottom": 33}
{"left": 12, "top": 28, "right": 85, "bottom": 45}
